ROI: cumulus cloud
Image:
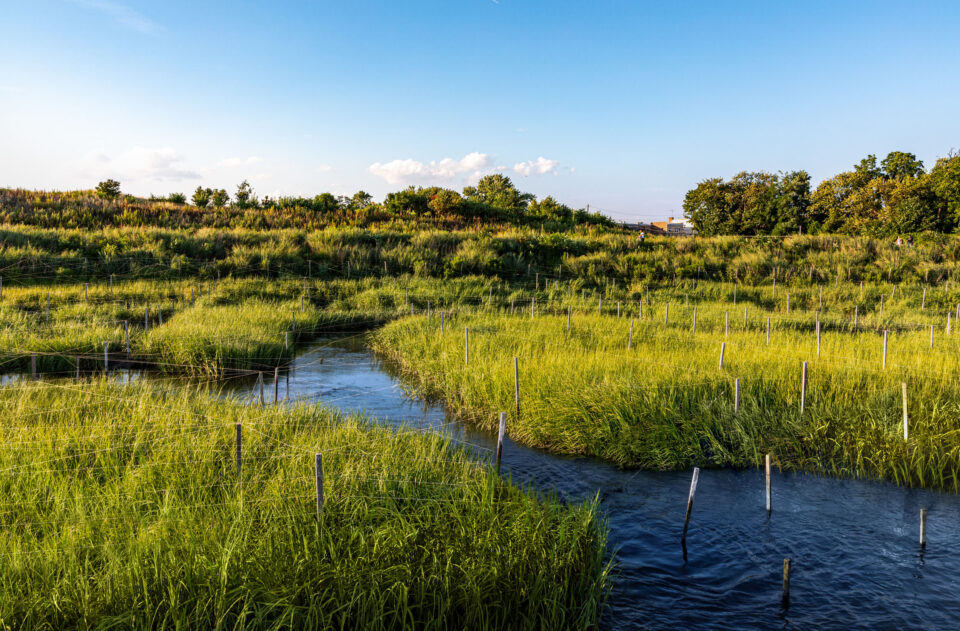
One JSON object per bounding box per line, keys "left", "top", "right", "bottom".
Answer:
{"left": 369, "top": 152, "right": 493, "bottom": 186}
{"left": 81, "top": 146, "right": 200, "bottom": 181}
{"left": 512, "top": 156, "right": 559, "bottom": 176}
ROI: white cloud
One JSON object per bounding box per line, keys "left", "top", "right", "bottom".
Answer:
{"left": 214, "top": 156, "right": 262, "bottom": 169}
{"left": 81, "top": 146, "right": 200, "bottom": 181}
{"left": 68, "top": 0, "right": 159, "bottom": 34}
{"left": 369, "top": 152, "right": 493, "bottom": 186}
{"left": 513, "top": 156, "right": 559, "bottom": 176}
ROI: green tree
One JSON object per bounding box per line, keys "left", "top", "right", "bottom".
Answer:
{"left": 234, "top": 180, "right": 256, "bottom": 209}
{"left": 881, "top": 151, "right": 925, "bottom": 180}
{"left": 210, "top": 189, "right": 229, "bottom": 208}
{"left": 462, "top": 174, "right": 533, "bottom": 212}
{"left": 929, "top": 152, "right": 960, "bottom": 231}
{"left": 351, "top": 191, "right": 374, "bottom": 209}
{"left": 192, "top": 187, "right": 211, "bottom": 208}
{"left": 168, "top": 192, "right": 186, "bottom": 204}
{"left": 427, "top": 189, "right": 463, "bottom": 215}
{"left": 95, "top": 179, "right": 121, "bottom": 200}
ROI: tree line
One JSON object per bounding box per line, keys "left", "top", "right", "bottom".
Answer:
{"left": 682, "top": 150, "right": 960, "bottom": 236}
{"left": 93, "top": 174, "right": 612, "bottom": 230}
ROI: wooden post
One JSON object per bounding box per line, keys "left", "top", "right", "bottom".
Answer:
{"left": 733, "top": 282, "right": 737, "bottom": 304}
{"left": 496, "top": 412, "right": 506, "bottom": 473}
{"left": 765, "top": 453, "right": 772, "bottom": 514}
{"left": 144, "top": 307, "right": 149, "bottom": 333}
{"left": 665, "top": 303, "right": 669, "bottom": 325}
{"left": 617, "top": 301, "right": 621, "bottom": 318}
{"left": 734, "top": 378, "right": 740, "bottom": 414}
{"left": 75, "top": 355, "right": 80, "bottom": 380}
{"left": 315, "top": 453, "right": 324, "bottom": 517}
{"left": 766, "top": 317, "right": 771, "bottom": 345}
{"left": 854, "top": 305, "right": 858, "bottom": 329}
{"left": 681, "top": 467, "right": 699, "bottom": 545}
{"left": 628, "top": 319, "right": 634, "bottom": 349}
{"left": 259, "top": 372, "right": 265, "bottom": 405}
{"left": 882, "top": 329, "right": 888, "bottom": 370}
{"left": 800, "top": 361, "right": 807, "bottom": 414}
{"left": 531, "top": 297, "right": 535, "bottom": 318}
{"left": 514, "top": 357, "right": 520, "bottom": 418}
{"left": 465, "top": 327, "right": 469, "bottom": 364}
{"left": 948, "top": 313, "right": 952, "bottom": 336}
{"left": 786, "top": 292, "right": 790, "bottom": 314}
{"left": 816, "top": 318, "right": 821, "bottom": 357}
{"left": 744, "top": 307, "right": 748, "bottom": 328}
{"left": 930, "top": 324, "right": 935, "bottom": 348}
{"left": 300, "top": 295, "right": 304, "bottom": 312}
{"left": 922, "top": 287, "right": 926, "bottom": 310}
{"left": 274, "top": 367, "right": 280, "bottom": 404}
{"left": 860, "top": 280, "right": 863, "bottom": 298}
{"left": 235, "top": 422, "right": 242, "bottom": 482}
{"left": 124, "top": 321, "right": 130, "bottom": 353}
{"left": 920, "top": 508, "right": 927, "bottom": 547}
{"left": 285, "top": 331, "right": 290, "bottom": 351}
{"left": 719, "top": 342, "right": 726, "bottom": 369}
{"left": 782, "top": 559, "right": 791, "bottom": 605}
{"left": 103, "top": 342, "right": 109, "bottom": 373}
{"left": 692, "top": 307, "right": 697, "bottom": 333}
{"left": 902, "top": 382, "right": 908, "bottom": 440}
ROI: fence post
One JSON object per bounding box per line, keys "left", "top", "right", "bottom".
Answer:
{"left": 766, "top": 317, "right": 771, "bottom": 345}
{"left": 782, "top": 559, "right": 791, "bottom": 606}
{"left": 628, "top": 319, "right": 634, "bottom": 349}
{"left": 496, "top": 412, "right": 506, "bottom": 473}
{"left": 922, "top": 287, "right": 926, "bottom": 311}
{"left": 930, "top": 324, "right": 934, "bottom": 348}
{"left": 124, "top": 320, "right": 130, "bottom": 354}
{"left": 734, "top": 378, "right": 740, "bottom": 414}
{"left": 816, "top": 318, "right": 821, "bottom": 357}
{"left": 719, "top": 342, "right": 726, "bottom": 369}
{"left": 275, "top": 367, "right": 280, "bottom": 405}
{"left": 920, "top": 508, "right": 927, "bottom": 547}
{"left": 31, "top": 353, "right": 37, "bottom": 379}
{"left": 104, "top": 342, "right": 109, "bottom": 373}
{"left": 665, "top": 303, "right": 669, "bottom": 325}
{"left": 692, "top": 306, "right": 697, "bottom": 334}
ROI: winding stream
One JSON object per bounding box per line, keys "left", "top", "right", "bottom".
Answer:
{"left": 221, "top": 336, "right": 960, "bottom": 629}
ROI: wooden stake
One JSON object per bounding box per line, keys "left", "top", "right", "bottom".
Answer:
{"left": 628, "top": 319, "right": 634, "bottom": 349}
{"left": 882, "top": 329, "right": 888, "bottom": 370}
{"left": 766, "top": 317, "right": 771, "bottom": 345}
{"left": 665, "top": 303, "right": 669, "bottom": 325}
{"left": 692, "top": 306, "right": 697, "bottom": 334}
{"left": 902, "top": 382, "right": 908, "bottom": 440}
{"left": 315, "top": 453, "right": 323, "bottom": 517}
{"left": 800, "top": 361, "right": 807, "bottom": 414}
{"left": 124, "top": 321, "right": 130, "bottom": 354}
{"left": 235, "top": 422, "right": 242, "bottom": 482}
{"left": 930, "top": 324, "right": 935, "bottom": 348}
{"left": 782, "top": 558, "right": 791, "bottom": 605}
{"left": 854, "top": 305, "right": 858, "bottom": 329}
{"left": 719, "top": 342, "right": 726, "bottom": 369}
{"left": 531, "top": 297, "right": 535, "bottom": 318}
{"left": 681, "top": 467, "right": 700, "bottom": 545}
{"left": 259, "top": 372, "right": 265, "bottom": 405}
{"left": 734, "top": 378, "right": 740, "bottom": 414}
{"left": 922, "top": 287, "right": 926, "bottom": 310}
{"left": 920, "top": 508, "right": 927, "bottom": 546}
{"left": 765, "top": 453, "right": 772, "bottom": 514}
{"left": 496, "top": 412, "right": 506, "bottom": 473}
{"left": 104, "top": 342, "right": 109, "bottom": 373}
{"left": 816, "top": 318, "right": 821, "bottom": 357}
{"left": 274, "top": 367, "right": 280, "bottom": 404}
{"left": 514, "top": 357, "right": 520, "bottom": 418}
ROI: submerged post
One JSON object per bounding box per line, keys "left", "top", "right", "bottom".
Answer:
{"left": 496, "top": 412, "right": 506, "bottom": 473}
{"left": 274, "top": 367, "right": 280, "bottom": 405}
{"left": 765, "top": 453, "right": 772, "bottom": 514}
{"left": 681, "top": 467, "right": 700, "bottom": 545}
{"left": 920, "top": 508, "right": 927, "bottom": 547}
{"left": 782, "top": 559, "right": 791, "bottom": 606}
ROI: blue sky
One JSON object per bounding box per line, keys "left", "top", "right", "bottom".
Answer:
{"left": 1, "top": 1, "right": 959, "bottom": 221}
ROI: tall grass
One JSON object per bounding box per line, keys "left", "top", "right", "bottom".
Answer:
{"left": 373, "top": 299, "right": 960, "bottom": 490}
{"left": 0, "top": 380, "right": 609, "bottom": 629}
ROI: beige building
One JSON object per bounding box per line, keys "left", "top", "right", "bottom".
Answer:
{"left": 651, "top": 217, "right": 696, "bottom": 236}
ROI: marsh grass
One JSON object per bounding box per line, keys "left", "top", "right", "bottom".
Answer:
{"left": 0, "top": 380, "right": 609, "bottom": 629}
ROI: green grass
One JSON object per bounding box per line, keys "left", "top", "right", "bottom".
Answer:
{"left": 0, "top": 380, "right": 609, "bottom": 629}
{"left": 373, "top": 296, "right": 960, "bottom": 490}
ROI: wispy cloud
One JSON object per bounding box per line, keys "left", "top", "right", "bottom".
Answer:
{"left": 81, "top": 146, "right": 200, "bottom": 181}
{"left": 68, "top": 0, "right": 159, "bottom": 34}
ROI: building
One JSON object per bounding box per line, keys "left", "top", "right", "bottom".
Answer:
{"left": 620, "top": 221, "right": 666, "bottom": 235}
{"left": 651, "top": 216, "right": 696, "bottom": 236}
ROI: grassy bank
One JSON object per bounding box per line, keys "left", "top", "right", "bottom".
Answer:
{"left": 0, "top": 381, "right": 609, "bottom": 629}
{"left": 373, "top": 304, "right": 960, "bottom": 490}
